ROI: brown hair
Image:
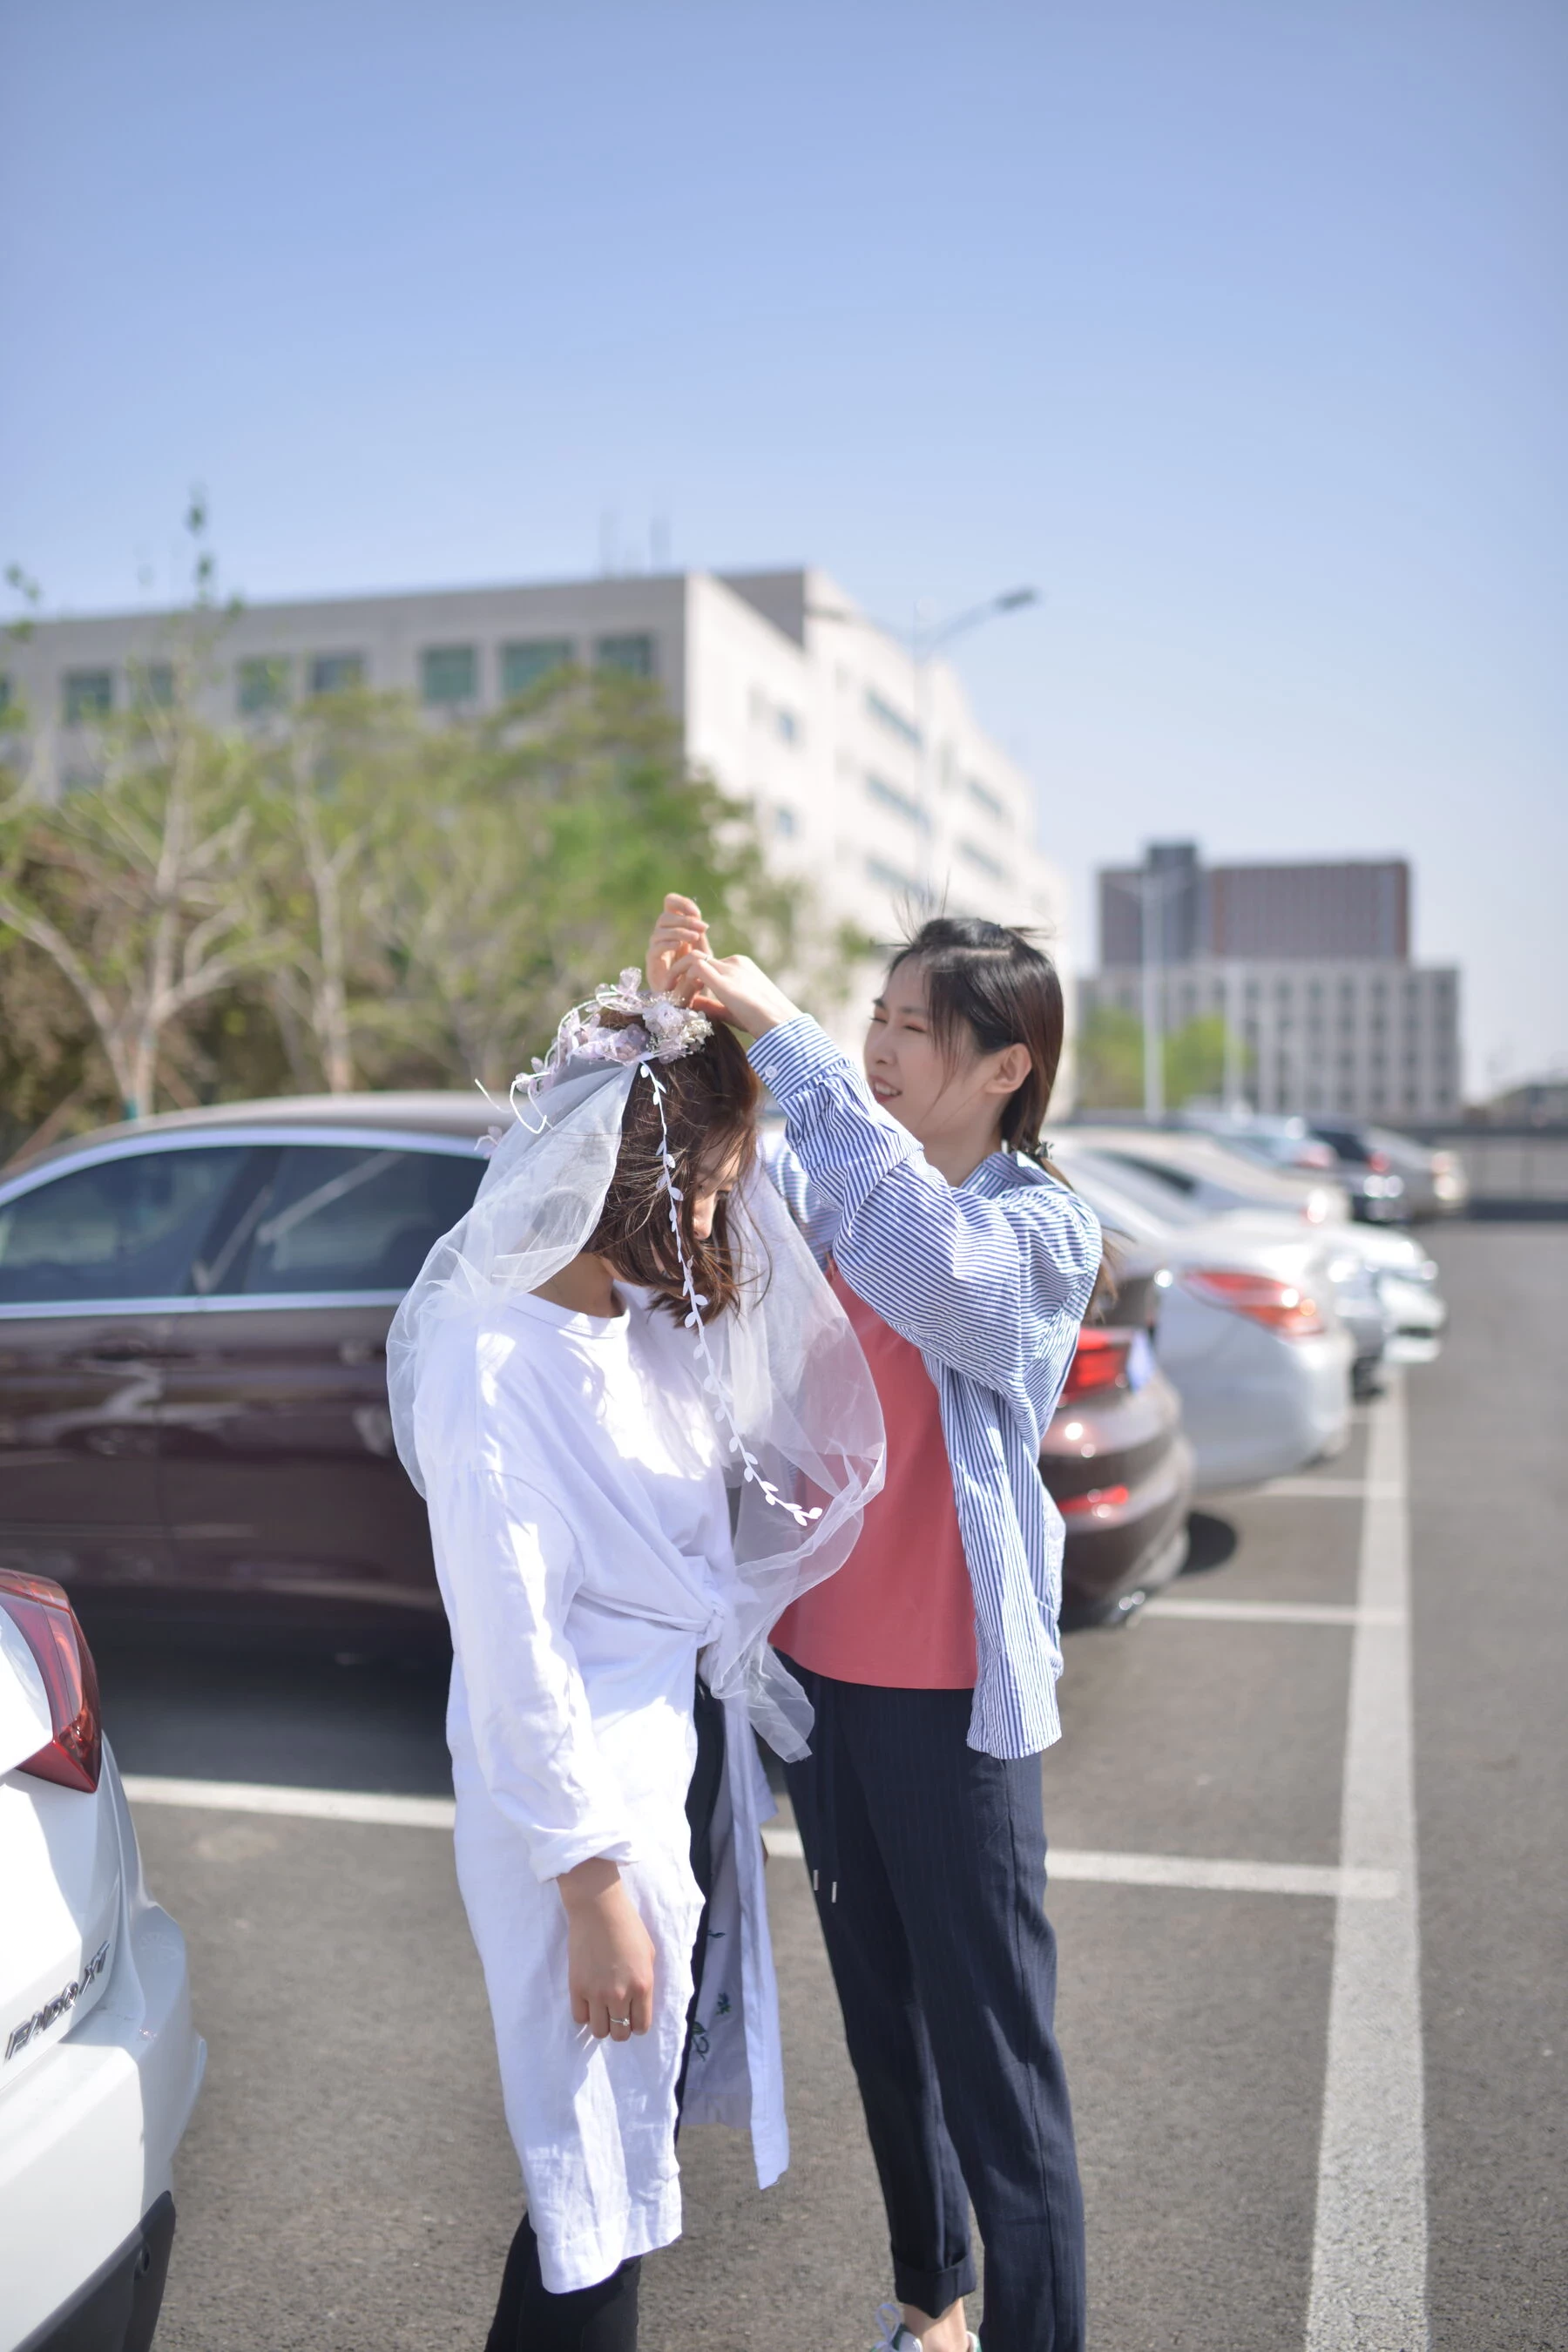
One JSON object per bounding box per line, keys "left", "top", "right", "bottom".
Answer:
{"left": 585, "top": 1018, "right": 761, "bottom": 1317}
{"left": 889, "top": 916, "right": 1115, "bottom": 1313}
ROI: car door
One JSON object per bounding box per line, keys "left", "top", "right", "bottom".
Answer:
{"left": 0, "top": 1143, "right": 258, "bottom": 1592}
{"left": 155, "top": 1132, "right": 484, "bottom": 1623}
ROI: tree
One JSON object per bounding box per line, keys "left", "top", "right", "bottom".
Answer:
{"left": 1075, "top": 1004, "right": 1246, "bottom": 1112}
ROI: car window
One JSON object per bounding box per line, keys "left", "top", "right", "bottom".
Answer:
{"left": 0, "top": 1148, "right": 256, "bottom": 1306}
{"left": 1061, "top": 1150, "right": 1208, "bottom": 1229}
{"left": 225, "top": 1145, "right": 484, "bottom": 1295}
{"left": 1098, "top": 1150, "right": 1202, "bottom": 1202}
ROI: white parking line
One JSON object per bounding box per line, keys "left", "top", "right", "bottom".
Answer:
{"left": 1307, "top": 1375, "right": 1429, "bottom": 2350}
{"left": 120, "top": 1774, "right": 457, "bottom": 1829}
{"left": 120, "top": 1776, "right": 1396, "bottom": 1902}
{"left": 1144, "top": 1597, "right": 1404, "bottom": 1628}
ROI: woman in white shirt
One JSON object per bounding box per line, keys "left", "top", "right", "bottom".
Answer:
{"left": 388, "top": 974, "right": 882, "bottom": 2350}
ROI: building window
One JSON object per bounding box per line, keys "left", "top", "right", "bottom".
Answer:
{"left": 866, "top": 773, "right": 929, "bottom": 829}
{"left": 595, "top": 633, "right": 654, "bottom": 679}
{"left": 775, "top": 706, "right": 800, "bottom": 746}
{"left": 501, "top": 639, "right": 573, "bottom": 697}
{"left": 129, "top": 661, "right": 175, "bottom": 711}
{"left": 421, "top": 645, "right": 478, "bottom": 706}
{"left": 966, "top": 776, "right": 1006, "bottom": 821}
{"left": 64, "top": 669, "right": 114, "bottom": 724}
{"left": 959, "top": 841, "right": 1006, "bottom": 882}
{"left": 865, "top": 687, "right": 922, "bottom": 749}
{"left": 774, "top": 805, "right": 798, "bottom": 838}
{"left": 309, "top": 652, "right": 366, "bottom": 696}
{"left": 238, "top": 657, "right": 291, "bottom": 715}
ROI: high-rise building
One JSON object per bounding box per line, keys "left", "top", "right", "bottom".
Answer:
{"left": 0, "top": 566, "right": 1064, "bottom": 1046}
{"left": 1083, "top": 842, "right": 1461, "bottom": 1120}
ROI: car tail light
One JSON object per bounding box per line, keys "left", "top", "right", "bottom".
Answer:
{"left": 1059, "top": 1484, "right": 1131, "bottom": 1518}
{"left": 1061, "top": 1328, "right": 1132, "bottom": 1400}
{"left": 0, "top": 1569, "right": 102, "bottom": 1793}
{"left": 1179, "top": 1267, "right": 1328, "bottom": 1338}
{"left": 1368, "top": 1149, "right": 1391, "bottom": 1173}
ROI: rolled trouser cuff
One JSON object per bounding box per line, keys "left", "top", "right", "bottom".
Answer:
{"left": 891, "top": 2249, "right": 978, "bottom": 2315}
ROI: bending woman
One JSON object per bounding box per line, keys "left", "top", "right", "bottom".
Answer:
{"left": 655, "top": 902, "right": 1101, "bottom": 2352}
{"left": 387, "top": 972, "right": 881, "bottom": 2350}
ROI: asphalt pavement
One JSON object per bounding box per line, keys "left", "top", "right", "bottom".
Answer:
{"left": 91, "top": 1222, "right": 1566, "bottom": 2352}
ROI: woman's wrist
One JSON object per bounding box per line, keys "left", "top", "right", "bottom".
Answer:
{"left": 557, "top": 1855, "right": 622, "bottom": 1909}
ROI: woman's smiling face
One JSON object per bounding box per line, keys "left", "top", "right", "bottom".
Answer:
{"left": 863, "top": 956, "right": 1031, "bottom": 1170}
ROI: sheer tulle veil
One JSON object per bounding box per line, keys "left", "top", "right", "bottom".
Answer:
{"left": 387, "top": 973, "right": 885, "bottom": 1759}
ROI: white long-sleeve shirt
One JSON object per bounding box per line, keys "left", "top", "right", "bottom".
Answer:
{"left": 416, "top": 1283, "right": 785, "bottom": 2294}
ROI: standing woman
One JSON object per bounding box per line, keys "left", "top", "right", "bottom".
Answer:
{"left": 386, "top": 970, "right": 882, "bottom": 2350}
{"left": 654, "top": 900, "right": 1101, "bottom": 2352}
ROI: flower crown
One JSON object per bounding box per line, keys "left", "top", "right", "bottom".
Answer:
{"left": 531, "top": 969, "right": 712, "bottom": 1092}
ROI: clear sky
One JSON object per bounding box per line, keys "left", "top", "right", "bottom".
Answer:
{"left": 3, "top": 0, "right": 1562, "bottom": 1095}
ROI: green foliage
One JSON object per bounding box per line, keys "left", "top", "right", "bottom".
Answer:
{"left": 0, "top": 614, "right": 848, "bottom": 1152}
{"left": 1076, "top": 1004, "right": 1246, "bottom": 1111}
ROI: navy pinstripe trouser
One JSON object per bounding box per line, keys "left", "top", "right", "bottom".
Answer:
{"left": 780, "top": 1659, "right": 1087, "bottom": 2352}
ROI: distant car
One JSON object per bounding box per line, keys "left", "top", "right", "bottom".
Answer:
{"left": 0, "top": 1568, "right": 204, "bottom": 2352}
{"left": 1179, "top": 1110, "right": 1408, "bottom": 1225}
{"left": 1067, "top": 1122, "right": 1351, "bottom": 1229}
{"left": 1311, "top": 1123, "right": 1470, "bottom": 1222}
{"left": 1043, "top": 1248, "right": 1193, "bottom": 1629}
{"left": 1064, "top": 1132, "right": 1387, "bottom": 1392}
{"left": 1053, "top": 1145, "right": 1355, "bottom": 1489}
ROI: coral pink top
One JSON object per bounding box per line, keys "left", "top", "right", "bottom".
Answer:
{"left": 773, "top": 1265, "right": 977, "bottom": 1689}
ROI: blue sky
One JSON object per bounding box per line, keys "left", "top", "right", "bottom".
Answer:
{"left": 3, "top": 0, "right": 1563, "bottom": 1092}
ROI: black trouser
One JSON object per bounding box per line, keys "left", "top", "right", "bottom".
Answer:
{"left": 483, "top": 1678, "right": 726, "bottom": 2352}
{"left": 780, "top": 1658, "right": 1087, "bottom": 2352}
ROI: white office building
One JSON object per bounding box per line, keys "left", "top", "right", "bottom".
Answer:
{"left": 1, "top": 566, "right": 1066, "bottom": 1045}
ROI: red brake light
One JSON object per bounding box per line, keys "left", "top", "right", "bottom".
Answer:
{"left": 1179, "top": 1267, "right": 1328, "bottom": 1338}
{"left": 1368, "top": 1149, "right": 1391, "bottom": 1173}
{"left": 1058, "top": 1484, "right": 1131, "bottom": 1518}
{"left": 1062, "top": 1328, "right": 1132, "bottom": 1401}
{"left": 0, "top": 1570, "right": 102, "bottom": 1793}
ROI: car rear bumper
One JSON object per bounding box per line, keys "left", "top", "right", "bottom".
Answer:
{"left": 0, "top": 1754, "right": 204, "bottom": 2352}
{"left": 1060, "top": 1433, "right": 1195, "bottom": 1629}
{"left": 14, "top": 2193, "right": 174, "bottom": 2352}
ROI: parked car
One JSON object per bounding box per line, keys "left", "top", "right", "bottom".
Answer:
{"left": 1179, "top": 1109, "right": 1408, "bottom": 1224}
{"left": 1063, "top": 1133, "right": 1388, "bottom": 1390}
{"left": 1066, "top": 1122, "right": 1351, "bottom": 1229}
{"left": 0, "top": 1095, "right": 490, "bottom": 1622}
{"left": 1, "top": 1568, "right": 204, "bottom": 2352}
{"left": 1052, "top": 1145, "right": 1355, "bottom": 1489}
{"left": 1311, "top": 1122, "right": 1470, "bottom": 1221}
{"left": 1042, "top": 1247, "right": 1193, "bottom": 1629}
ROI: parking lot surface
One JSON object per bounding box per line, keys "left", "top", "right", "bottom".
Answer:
{"left": 93, "top": 1224, "right": 1565, "bottom": 2351}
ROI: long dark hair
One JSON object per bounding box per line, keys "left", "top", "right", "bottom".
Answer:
{"left": 586, "top": 1018, "right": 761, "bottom": 1318}
{"left": 888, "top": 916, "right": 1064, "bottom": 1163}
{"left": 889, "top": 916, "right": 1113, "bottom": 1310}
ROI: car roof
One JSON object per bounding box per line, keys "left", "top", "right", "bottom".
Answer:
{"left": 10, "top": 1092, "right": 497, "bottom": 1178}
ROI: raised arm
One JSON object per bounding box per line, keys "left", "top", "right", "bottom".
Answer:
{"left": 749, "top": 1015, "right": 1099, "bottom": 1397}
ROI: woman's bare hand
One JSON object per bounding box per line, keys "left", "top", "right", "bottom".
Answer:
{"left": 647, "top": 894, "right": 711, "bottom": 996}
{"left": 669, "top": 950, "right": 802, "bottom": 1038}
{"left": 557, "top": 1858, "right": 655, "bottom": 2042}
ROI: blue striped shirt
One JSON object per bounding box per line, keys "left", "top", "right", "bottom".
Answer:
{"left": 749, "top": 1016, "right": 1102, "bottom": 1761}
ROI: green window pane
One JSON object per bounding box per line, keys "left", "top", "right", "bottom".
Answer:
{"left": 421, "top": 645, "right": 477, "bottom": 705}
{"left": 594, "top": 633, "right": 654, "bottom": 679}
{"left": 309, "top": 652, "right": 366, "bottom": 695}
{"left": 500, "top": 639, "right": 573, "bottom": 696}
{"left": 64, "top": 669, "right": 114, "bottom": 724}
{"left": 238, "top": 657, "right": 291, "bottom": 715}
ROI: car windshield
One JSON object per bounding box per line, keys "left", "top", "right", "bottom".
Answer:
{"left": 1055, "top": 1150, "right": 1209, "bottom": 1235}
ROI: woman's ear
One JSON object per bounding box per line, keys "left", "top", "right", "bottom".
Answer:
{"left": 987, "top": 1042, "right": 1033, "bottom": 1097}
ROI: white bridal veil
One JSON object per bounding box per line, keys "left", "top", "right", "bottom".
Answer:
{"left": 387, "top": 974, "right": 885, "bottom": 1758}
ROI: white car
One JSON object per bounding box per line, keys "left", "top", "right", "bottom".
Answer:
{"left": 1069, "top": 1123, "right": 1352, "bottom": 1228}
{"left": 0, "top": 1570, "right": 203, "bottom": 2352}
{"left": 1054, "top": 1146, "right": 1355, "bottom": 1489}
